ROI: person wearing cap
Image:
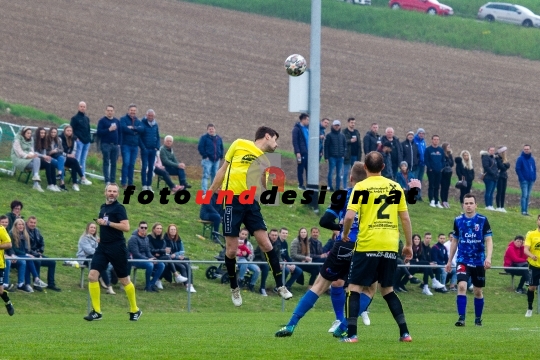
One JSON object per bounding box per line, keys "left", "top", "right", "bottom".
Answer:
{"left": 381, "top": 127, "right": 403, "bottom": 175}
{"left": 401, "top": 131, "right": 419, "bottom": 178}
{"left": 414, "top": 128, "right": 427, "bottom": 201}
{"left": 363, "top": 122, "right": 380, "bottom": 156}
{"left": 515, "top": 145, "right": 536, "bottom": 216}
{"left": 495, "top": 146, "right": 510, "bottom": 213}
{"left": 342, "top": 117, "right": 362, "bottom": 188}
{"left": 379, "top": 140, "right": 394, "bottom": 180}
{"left": 425, "top": 135, "right": 445, "bottom": 208}
{"left": 396, "top": 160, "right": 414, "bottom": 190}
{"left": 480, "top": 147, "right": 499, "bottom": 211}
{"left": 324, "top": 120, "right": 346, "bottom": 191}
{"left": 292, "top": 113, "right": 309, "bottom": 190}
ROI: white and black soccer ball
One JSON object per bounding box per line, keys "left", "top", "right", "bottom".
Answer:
{"left": 284, "top": 54, "right": 307, "bottom": 77}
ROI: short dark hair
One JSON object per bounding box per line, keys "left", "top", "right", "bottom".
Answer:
{"left": 138, "top": 221, "right": 147, "bottom": 226}
{"left": 364, "top": 151, "right": 384, "bottom": 173}
{"left": 438, "top": 233, "right": 446, "bottom": 238}
{"left": 350, "top": 161, "right": 367, "bottom": 183}
{"left": 255, "top": 126, "right": 279, "bottom": 141}
{"left": 310, "top": 227, "right": 319, "bottom": 232}
{"left": 464, "top": 193, "right": 476, "bottom": 203}
{"left": 299, "top": 113, "right": 309, "bottom": 121}
{"left": 207, "top": 123, "right": 215, "bottom": 129}
{"left": 347, "top": 117, "right": 355, "bottom": 122}
{"left": 269, "top": 228, "right": 278, "bottom": 233}
{"left": 240, "top": 227, "right": 249, "bottom": 233}
{"left": 514, "top": 235, "right": 525, "bottom": 241}
{"left": 432, "top": 134, "right": 439, "bottom": 139}
{"left": 10, "top": 200, "right": 23, "bottom": 211}
{"left": 279, "top": 227, "right": 288, "bottom": 232}
{"left": 128, "top": 104, "right": 137, "bottom": 109}
{"left": 106, "top": 105, "right": 114, "bottom": 109}
{"left": 424, "top": 232, "right": 431, "bottom": 237}
{"left": 27, "top": 215, "right": 37, "bottom": 221}
{"left": 321, "top": 118, "right": 329, "bottom": 122}
{"left": 0, "top": 215, "right": 7, "bottom": 222}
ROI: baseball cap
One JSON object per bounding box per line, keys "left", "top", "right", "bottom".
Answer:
{"left": 332, "top": 120, "right": 341, "bottom": 126}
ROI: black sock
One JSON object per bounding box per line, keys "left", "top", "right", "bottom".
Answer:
{"left": 264, "top": 247, "right": 283, "bottom": 288}
{"left": 0, "top": 292, "right": 9, "bottom": 303}
{"left": 383, "top": 291, "right": 409, "bottom": 336}
{"left": 346, "top": 291, "right": 360, "bottom": 337}
{"left": 224, "top": 255, "right": 238, "bottom": 289}
{"left": 527, "top": 289, "right": 535, "bottom": 310}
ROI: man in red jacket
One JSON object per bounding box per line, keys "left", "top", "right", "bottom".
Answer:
{"left": 503, "top": 235, "right": 529, "bottom": 294}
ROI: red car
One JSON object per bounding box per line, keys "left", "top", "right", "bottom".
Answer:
{"left": 389, "top": 0, "right": 454, "bottom": 16}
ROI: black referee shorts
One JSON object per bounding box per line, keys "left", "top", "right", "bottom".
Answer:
{"left": 223, "top": 196, "right": 267, "bottom": 237}
{"left": 90, "top": 241, "right": 130, "bottom": 279}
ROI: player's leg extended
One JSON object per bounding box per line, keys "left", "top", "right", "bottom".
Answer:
{"left": 224, "top": 236, "right": 239, "bottom": 289}
{"left": 527, "top": 283, "right": 536, "bottom": 317}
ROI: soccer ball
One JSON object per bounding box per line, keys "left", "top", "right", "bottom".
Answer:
{"left": 284, "top": 54, "right": 307, "bottom": 77}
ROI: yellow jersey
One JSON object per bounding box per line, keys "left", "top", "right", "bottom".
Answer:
{"left": 347, "top": 175, "right": 408, "bottom": 252}
{"left": 525, "top": 229, "right": 540, "bottom": 268}
{"left": 222, "top": 139, "right": 264, "bottom": 195}
{"left": 0, "top": 225, "right": 11, "bottom": 269}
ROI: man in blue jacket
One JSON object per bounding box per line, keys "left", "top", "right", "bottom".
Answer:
{"left": 292, "top": 113, "right": 309, "bottom": 190}
{"left": 120, "top": 104, "right": 144, "bottom": 188}
{"left": 140, "top": 110, "right": 161, "bottom": 192}
{"left": 97, "top": 105, "right": 122, "bottom": 185}
{"left": 430, "top": 233, "right": 449, "bottom": 293}
{"left": 413, "top": 128, "right": 427, "bottom": 201}
{"left": 516, "top": 144, "right": 536, "bottom": 216}
{"left": 197, "top": 124, "right": 224, "bottom": 192}
{"left": 425, "top": 135, "right": 444, "bottom": 209}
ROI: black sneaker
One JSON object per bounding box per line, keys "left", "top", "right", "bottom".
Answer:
{"left": 129, "top": 309, "right": 142, "bottom": 321}
{"left": 48, "top": 285, "right": 62, "bottom": 292}
{"left": 34, "top": 286, "right": 43, "bottom": 292}
{"left": 5, "top": 302, "right": 14, "bottom": 316}
{"left": 184, "top": 183, "right": 192, "bottom": 189}
{"left": 84, "top": 309, "right": 103, "bottom": 321}
{"left": 435, "top": 287, "right": 448, "bottom": 293}
{"left": 409, "top": 277, "right": 421, "bottom": 284}
{"left": 17, "top": 285, "right": 33, "bottom": 293}
{"left": 6, "top": 284, "right": 16, "bottom": 292}
{"left": 59, "top": 184, "right": 68, "bottom": 191}
{"left": 144, "top": 287, "right": 158, "bottom": 293}
{"left": 455, "top": 316, "right": 465, "bottom": 327}
{"left": 515, "top": 288, "right": 525, "bottom": 294}
{"left": 399, "top": 286, "right": 408, "bottom": 293}
{"left": 475, "top": 318, "right": 482, "bottom": 327}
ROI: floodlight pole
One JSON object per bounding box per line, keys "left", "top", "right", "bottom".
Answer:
{"left": 307, "top": 0, "right": 321, "bottom": 213}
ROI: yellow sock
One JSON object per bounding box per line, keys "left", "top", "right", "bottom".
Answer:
{"left": 123, "top": 282, "right": 138, "bottom": 313}
{"left": 89, "top": 281, "right": 101, "bottom": 313}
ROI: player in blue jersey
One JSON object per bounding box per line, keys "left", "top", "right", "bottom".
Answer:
{"left": 445, "top": 193, "right": 493, "bottom": 327}
{"left": 275, "top": 162, "right": 373, "bottom": 337}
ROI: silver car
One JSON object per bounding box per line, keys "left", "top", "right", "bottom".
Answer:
{"left": 477, "top": 2, "right": 540, "bottom": 27}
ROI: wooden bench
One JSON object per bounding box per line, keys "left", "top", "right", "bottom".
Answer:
{"left": 197, "top": 219, "right": 213, "bottom": 237}
{"left": 499, "top": 272, "right": 514, "bottom": 289}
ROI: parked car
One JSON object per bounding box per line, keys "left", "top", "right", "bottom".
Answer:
{"left": 389, "top": 0, "right": 453, "bottom": 16}
{"left": 477, "top": 3, "right": 540, "bottom": 28}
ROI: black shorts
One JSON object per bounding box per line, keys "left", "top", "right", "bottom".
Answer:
{"left": 456, "top": 263, "right": 485, "bottom": 288}
{"left": 0, "top": 268, "right": 4, "bottom": 287}
{"left": 90, "top": 241, "right": 130, "bottom": 278}
{"left": 348, "top": 251, "right": 398, "bottom": 288}
{"left": 223, "top": 196, "right": 266, "bottom": 237}
{"left": 529, "top": 265, "right": 540, "bottom": 287}
{"left": 320, "top": 241, "right": 355, "bottom": 282}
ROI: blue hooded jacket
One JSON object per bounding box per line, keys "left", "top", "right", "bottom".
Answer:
{"left": 516, "top": 151, "right": 536, "bottom": 182}
{"left": 414, "top": 134, "right": 426, "bottom": 166}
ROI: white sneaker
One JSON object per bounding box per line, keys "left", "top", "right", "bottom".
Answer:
{"left": 422, "top": 285, "right": 433, "bottom": 296}
{"left": 276, "top": 286, "right": 293, "bottom": 300}
{"left": 155, "top": 280, "right": 164, "bottom": 290}
{"left": 53, "top": 185, "right": 62, "bottom": 192}
{"left": 46, "top": 185, "right": 57, "bottom": 192}
{"left": 436, "top": 202, "right": 444, "bottom": 209}
{"left": 34, "top": 278, "right": 48, "bottom": 288}
{"left": 32, "top": 175, "right": 41, "bottom": 182}
{"left": 429, "top": 200, "right": 436, "bottom": 208}
{"left": 142, "top": 186, "right": 148, "bottom": 191}
{"left": 525, "top": 309, "right": 533, "bottom": 317}
{"left": 148, "top": 186, "right": 154, "bottom": 193}
{"left": 81, "top": 178, "right": 92, "bottom": 185}
{"left": 260, "top": 288, "right": 268, "bottom": 296}
{"left": 328, "top": 320, "right": 341, "bottom": 333}
{"left": 231, "top": 287, "right": 242, "bottom": 307}
{"left": 361, "top": 311, "right": 371, "bottom": 326}
{"left": 175, "top": 274, "right": 188, "bottom": 283}
{"left": 33, "top": 183, "right": 44, "bottom": 192}
{"left": 498, "top": 208, "right": 507, "bottom": 213}
{"left": 187, "top": 284, "right": 197, "bottom": 293}
{"left": 72, "top": 184, "right": 80, "bottom": 192}
{"left": 432, "top": 278, "right": 445, "bottom": 289}
{"left": 485, "top": 206, "right": 495, "bottom": 211}
{"left": 468, "top": 285, "right": 474, "bottom": 292}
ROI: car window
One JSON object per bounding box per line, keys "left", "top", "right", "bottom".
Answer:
{"left": 508, "top": 6, "right": 517, "bottom": 12}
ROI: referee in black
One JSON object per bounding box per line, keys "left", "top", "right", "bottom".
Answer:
{"left": 84, "top": 183, "right": 141, "bottom": 321}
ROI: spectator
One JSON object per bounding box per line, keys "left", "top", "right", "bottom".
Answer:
{"left": 413, "top": 128, "right": 427, "bottom": 201}
{"left": 309, "top": 227, "right": 326, "bottom": 264}
{"left": 160, "top": 135, "right": 191, "bottom": 189}
{"left": 59, "top": 125, "right": 84, "bottom": 191}
{"left": 425, "top": 135, "right": 444, "bottom": 209}
{"left": 440, "top": 143, "right": 454, "bottom": 208}
{"left": 237, "top": 229, "right": 261, "bottom": 292}
{"left": 322, "top": 230, "right": 339, "bottom": 253}
{"left": 481, "top": 146, "right": 499, "bottom": 211}
{"left": 26, "top": 216, "right": 61, "bottom": 291}
{"left": 200, "top": 192, "right": 221, "bottom": 233}
{"left": 401, "top": 131, "right": 419, "bottom": 178}
{"left": 46, "top": 127, "right": 68, "bottom": 191}
{"left": 319, "top": 118, "right": 330, "bottom": 160}
{"left": 270, "top": 228, "right": 302, "bottom": 293}
{"left": 154, "top": 152, "right": 183, "bottom": 193}
{"left": 76, "top": 222, "right": 115, "bottom": 295}
{"left": 97, "top": 105, "right": 121, "bottom": 185}
{"left": 163, "top": 224, "right": 195, "bottom": 292}
{"left": 430, "top": 234, "right": 449, "bottom": 293}
{"left": 127, "top": 221, "right": 165, "bottom": 293}
{"left": 70, "top": 101, "right": 93, "bottom": 185}
{"left": 0, "top": 215, "right": 16, "bottom": 292}
{"left": 252, "top": 238, "right": 271, "bottom": 296}
{"left": 516, "top": 144, "right": 536, "bottom": 216}
{"left": 34, "top": 127, "right": 60, "bottom": 192}
{"left": 495, "top": 146, "right": 510, "bottom": 213}
{"left": 0, "top": 215, "right": 14, "bottom": 316}
{"left": 342, "top": 117, "right": 362, "bottom": 188}
{"left": 324, "top": 120, "right": 346, "bottom": 191}
{"left": 454, "top": 150, "right": 475, "bottom": 205}
{"left": 381, "top": 127, "right": 403, "bottom": 175}
{"left": 444, "top": 232, "right": 458, "bottom": 291}
{"left": 120, "top": 104, "right": 144, "bottom": 188}
{"left": 394, "top": 239, "right": 420, "bottom": 293}
{"left": 292, "top": 113, "right": 309, "bottom": 190}
{"left": 5, "top": 200, "right": 23, "bottom": 232}
{"left": 503, "top": 235, "right": 529, "bottom": 294}
{"left": 140, "top": 109, "right": 161, "bottom": 192}
{"left": 407, "top": 233, "right": 444, "bottom": 295}
{"left": 379, "top": 141, "right": 394, "bottom": 180}
{"left": 148, "top": 222, "right": 187, "bottom": 289}
{"left": 11, "top": 127, "right": 43, "bottom": 192}
{"left": 396, "top": 161, "right": 414, "bottom": 191}
{"left": 198, "top": 123, "right": 224, "bottom": 192}
{"left": 363, "top": 122, "right": 380, "bottom": 157}
{"left": 9, "top": 218, "right": 47, "bottom": 292}
{"left": 291, "top": 227, "right": 317, "bottom": 288}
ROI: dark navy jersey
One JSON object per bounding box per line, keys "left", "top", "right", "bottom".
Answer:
{"left": 324, "top": 188, "right": 359, "bottom": 243}
{"left": 452, "top": 213, "right": 492, "bottom": 266}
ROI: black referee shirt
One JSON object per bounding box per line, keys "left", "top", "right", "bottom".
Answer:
{"left": 98, "top": 200, "right": 128, "bottom": 243}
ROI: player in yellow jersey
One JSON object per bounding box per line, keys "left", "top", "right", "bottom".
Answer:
{"left": 207, "top": 127, "right": 293, "bottom": 306}
{"left": 0, "top": 215, "right": 15, "bottom": 316}
{"left": 341, "top": 151, "right": 413, "bottom": 343}
{"left": 524, "top": 215, "right": 540, "bottom": 317}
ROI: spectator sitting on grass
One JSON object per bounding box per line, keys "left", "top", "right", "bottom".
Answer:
{"left": 10, "top": 127, "right": 44, "bottom": 192}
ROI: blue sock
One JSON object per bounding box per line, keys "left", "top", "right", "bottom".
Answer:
{"left": 359, "top": 293, "right": 372, "bottom": 314}
{"left": 474, "top": 297, "right": 484, "bottom": 319}
{"left": 457, "top": 295, "right": 467, "bottom": 317}
{"left": 288, "top": 290, "right": 319, "bottom": 327}
{"left": 330, "top": 286, "right": 346, "bottom": 324}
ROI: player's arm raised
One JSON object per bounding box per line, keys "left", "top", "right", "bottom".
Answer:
{"left": 398, "top": 210, "right": 413, "bottom": 262}
{"left": 342, "top": 210, "right": 356, "bottom": 242}
{"left": 484, "top": 235, "right": 493, "bottom": 269}
{"left": 208, "top": 161, "right": 229, "bottom": 193}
